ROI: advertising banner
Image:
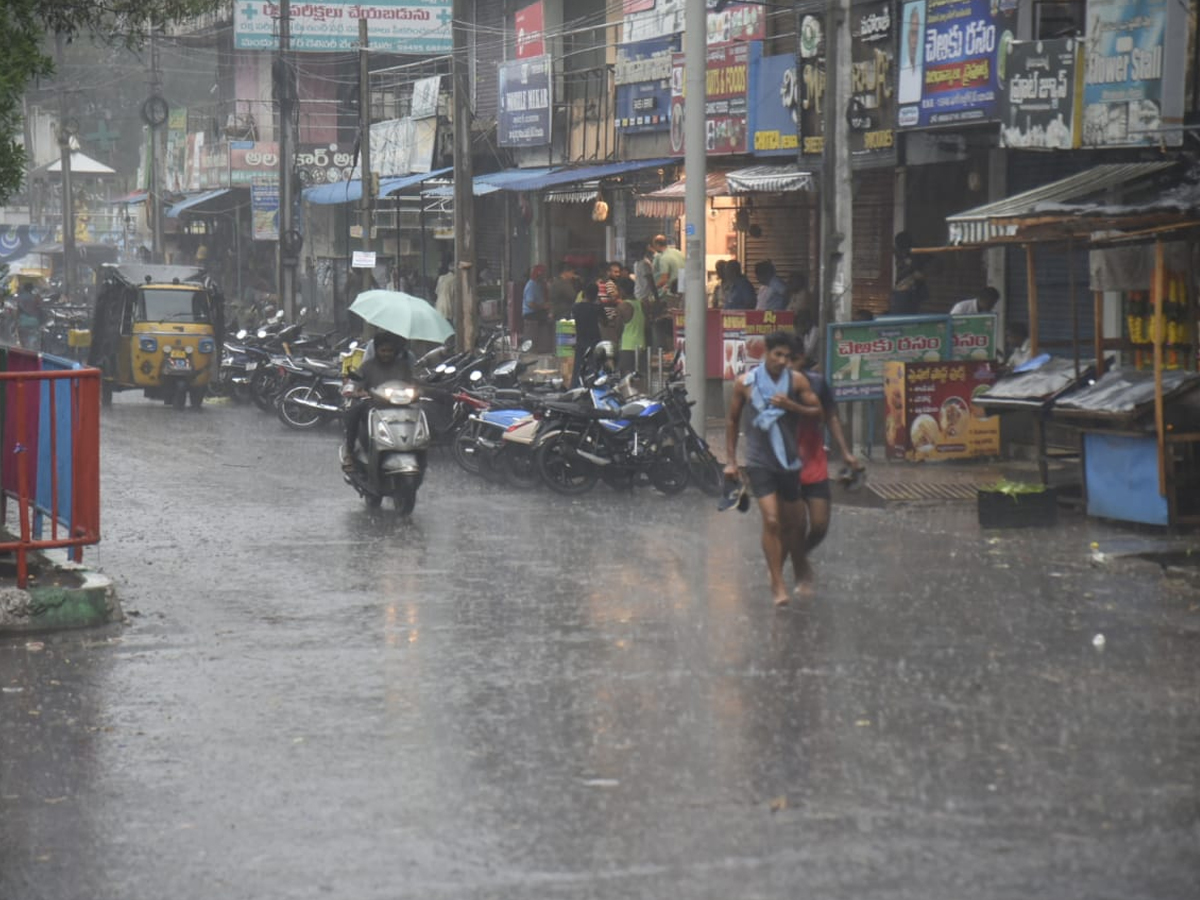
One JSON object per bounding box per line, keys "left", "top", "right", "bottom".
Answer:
{"left": 884, "top": 360, "right": 1000, "bottom": 461}
{"left": 1081, "top": 0, "right": 1187, "bottom": 148}
{"left": 826, "top": 315, "right": 952, "bottom": 401}
{"left": 165, "top": 108, "right": 189, "bottom": 193}
{"left": 350, "top": 118, "right": 436, "bottom": 177}
{"left": 624, "top": 0, "right": 684, "bottom": 42}
{"left": 669, "top": 41, "right": 759, "bottom": 156}
{"left": 752, "top": 54, "right": 800, "bottom": 157}
{"left": 671, "top": 309, "right": 795, "bottom": 380}
{"left": 796, "top": 2, "right": 895, "bottom": 160}
{"left": 706, "top": 2, "right": 767, "bottom": 46}
{"left": 1000, "top": 39, "right": 1083, "bottom": 149}
{"left": 234, "top": 1, "right": 451, "bottom": 53}
{"left": 950, "top": 313, "right": 997, "bottom": 360}
{"left": 514, "top": 1, "right": 545, "bottom": 59}
{"left": 895, "top": 0, "right": 1018, "bottom": 130}
{"left": 498, "top": 56, "right": 552, "bottom": 147}
{"left": 251, "top": 182, "right": 280, "bottom": 241}
{"left": 615, "top": 38, "right": 677, "bottom": 134}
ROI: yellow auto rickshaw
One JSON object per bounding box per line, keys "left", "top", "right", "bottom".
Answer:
{"left": 89, "top": 263, "right": 225, "bottom": 409}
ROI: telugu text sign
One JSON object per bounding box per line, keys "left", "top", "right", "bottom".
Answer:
{"left": 895, "top": 0, "right": 1018, "bottom": 130}
{"left": 1001, "top": 39, "right": 1083, "bottom": 149}
{"left": 498, "top": 56, "right": 552, "bottom": 147}
{"left": 827, "top": 315, "right": 952, "bottom": 401}
{"left": 234, "top": 1, "right": 452, "bottom": 53}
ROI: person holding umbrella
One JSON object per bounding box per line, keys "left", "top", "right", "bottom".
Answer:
{"left": 342, "top": 331, "right": 415, "bottom": 471}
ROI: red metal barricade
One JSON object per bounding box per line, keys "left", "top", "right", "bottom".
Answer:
{"left": 0, "top": 367, "right": 101, "bottom": 587}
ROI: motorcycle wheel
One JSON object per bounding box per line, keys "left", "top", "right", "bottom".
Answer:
{"left": 277, "top": 384, "right": 325, "bottom": 430}
{"left": 684, "top": 431, "right": 725, "bottom": 496}
{"left": 649, "top": 441, "right": 690, "bottom": 496}
{"left": 536, "top": 432, "right": 598, "bottom": 495}
{"left": 451, "top": 423, "right": 486, "bottom": 477}
{"left": 250, "top": 368, "right": 281, "bottom": 412}
{"left": 497, "top": 444, "right": 539, "bottom": 490}
{"left": 364, "top": 493, "right": 384, "bottom": 509}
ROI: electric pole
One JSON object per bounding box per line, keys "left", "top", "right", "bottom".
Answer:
{"left": 451, "top": 0, "right": 476, "bottom": 347}
{"left": 683, "top": 0, "right": 707, "bottom": 426}
{"left": 56, "top": 33, "right": 76, "bottom": 297}
{"left": 278, "top": 0, "right": 297, "bottom": 320}
{"left": 358, "top": 18, "right": 373, "bottom": 278}
{"left": 819, "top": 0, "right": 852, "bottom": 339}
{"left": 148, "top": 27, "right": 165, "bottom": 264}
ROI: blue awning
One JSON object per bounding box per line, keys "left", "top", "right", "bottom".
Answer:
{"left": 304, "top": 168, "right": 453, "bottom": 205}
{"left": 500, "top": 158, "right": 675, "bottom": 193}
{"left": 423, "top": 167, "right": 559, "bottom": 199}
{"left": 166, "top": 188, "right": 238, "bottom": 219}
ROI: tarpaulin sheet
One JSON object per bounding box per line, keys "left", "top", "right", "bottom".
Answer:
{"left": 1055, "top": 369, "right": 1200, "bottom": 415}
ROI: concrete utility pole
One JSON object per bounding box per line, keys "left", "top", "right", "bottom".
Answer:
{"left": 682, "top": 0, "right": 707, "bottom": 428}
{"left": 278, "top": 0, "right": 297, "bottom": 320}
{"left": 148, "top": 28, "right": 165, "bottom": 264}
{"left": 451, "top": 0, "right": 476, "bottom": 347}
{"left": 819, "top": 0, "right": 853, "bottom": 340}
{"left": 358, "top": 18, "right": 373, "bottom": 277}
{"left": 56, "top": 33, "right": 76, "bottom": 297}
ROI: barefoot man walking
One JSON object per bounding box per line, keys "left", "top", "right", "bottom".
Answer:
{"left": 725, "top": 331, "right": 824, "bottom": 606}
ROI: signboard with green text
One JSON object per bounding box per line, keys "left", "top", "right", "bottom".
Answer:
{"left": 826, "top": 315, "right": 952, "bottom": 401}
{"left": 950, "top": 313, "right": 997, "bottom": 361}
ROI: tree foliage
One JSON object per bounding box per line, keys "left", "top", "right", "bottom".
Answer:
{"left": 0, "top": 0, "right": 224, "bottom": 204}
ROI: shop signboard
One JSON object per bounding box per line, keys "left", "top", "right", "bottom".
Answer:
{"left": 623, "top": 0, "right": 763, "bottom": 45}
{"left": 165, "top": 108, "right": 189, "bottom": 193}
{"left": 295, "top": 144, "right": 356, "bottom": 185}
{"left": 410, "top": 75, "right": 441, "bottom": 119}
{"left": 950, "top": 313, "right": 997, "bottom": 360}
{"left": 498, "top": 56, "right": 552, "bottom": 147}
{"left": 797, "top": 2, "right": 895, "bottom": 160}
{"left": 884, "top": 360, "right": 1000, "bottom": 461}
{"left": 752, "top": 54, "right": 800, "bottom": 157}
{"left": 234, "top": 0, "right": 452, "bottom": 54}
{"left": 826, "top": 315, "right": 951, "bottom": 401}
{"left": 251, "top": 182, "right": 280, "bottom": 241}
{"left": 895, "top": 0, "right": 1018, "bottom": 130}
{"left": 514, "top": 1, "right": 544, "bottom": 59}
{"left": 669, "top": 41, "right": 759, "bottom": 156}
{"left": 1081, "top": 0, "right": 1187, "bottom": 148}
{"left": 230, "top": 141, "right": 279, "bottom": 185}
{"left": 615, "top": 38, "right": 677, "bottom": 134}
{"left": 1000, "top": 39, "right": 1083, "bottom": 149}
{"left": 624, "top": 0, "right": 684, "bottom": 42}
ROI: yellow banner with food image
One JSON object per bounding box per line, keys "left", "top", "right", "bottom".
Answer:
{"left": 885, "top": 361, "right": 1000, "bottom": 461}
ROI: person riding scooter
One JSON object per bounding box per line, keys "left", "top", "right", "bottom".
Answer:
{"left": 343, "top": 331, "right": 415, "bottom": 471}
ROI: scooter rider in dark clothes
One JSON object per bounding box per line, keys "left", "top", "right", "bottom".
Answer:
{"left": 343, "top": 331, "right": 415, "bottom": 471}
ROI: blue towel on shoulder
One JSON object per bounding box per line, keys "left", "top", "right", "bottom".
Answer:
{"left": 746, "top": 364, "right": 800, "bottom": 471}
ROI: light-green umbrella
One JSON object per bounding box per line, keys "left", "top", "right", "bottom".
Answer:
{"left": 348, "top": 290, "right": 455, "bottom": 344}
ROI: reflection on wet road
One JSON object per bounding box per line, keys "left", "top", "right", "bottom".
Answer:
{"left": 2, "top": 397, "right": 1198, "bottom": 899}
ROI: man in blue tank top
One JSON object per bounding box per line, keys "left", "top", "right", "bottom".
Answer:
{"left": 724, "top": 331, "right": 824, "bottom": 607}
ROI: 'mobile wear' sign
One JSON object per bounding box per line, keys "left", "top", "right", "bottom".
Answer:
{"left": 498, "top": 56, "right": 552, "bottom": 147}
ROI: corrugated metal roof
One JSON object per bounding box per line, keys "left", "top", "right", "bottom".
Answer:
{"left": 946, "top": 162, "right": 1177, "bottom": 245}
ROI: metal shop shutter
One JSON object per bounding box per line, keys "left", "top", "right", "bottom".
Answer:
{"left": 853, "top": 169, "right": 895, "bottom": 316}
{"left": 740, "top": 196, "right": 820, "bottom": 288}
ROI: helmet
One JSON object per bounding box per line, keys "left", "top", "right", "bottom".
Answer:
{"left": 592, "top": 340, "right": 615, "bottom": 364}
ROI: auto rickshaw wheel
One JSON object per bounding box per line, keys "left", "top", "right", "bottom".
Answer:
{"left": 171, "top": 382, "right": 187, "bottom": 411}
{"left": 189, "top": 386, "right": 205, "bottom": 410}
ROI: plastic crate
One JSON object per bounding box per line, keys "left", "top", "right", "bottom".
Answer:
{"left": 977, "top": 487, "right": 1058, "bottom": 528}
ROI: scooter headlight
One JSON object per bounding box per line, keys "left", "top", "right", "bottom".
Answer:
{"left": 379, "top": 386, "right": 416, "bottom": 405}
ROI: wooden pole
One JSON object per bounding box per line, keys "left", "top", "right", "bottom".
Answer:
{"left": 1093, "top": 290, "right": 1105, "bottom": 377}
{"left": 1153, "top": 238, "right": 1166, "bottom": 496}
{"left": 1025, "top": 244, "right": 1039, "bottom": 355}
{"left": 1069, "top": 237, "right": 1079, "bottom": 379}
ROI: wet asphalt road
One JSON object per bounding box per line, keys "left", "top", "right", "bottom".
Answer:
{"left": 2, "top": 395, "right": 1199, "bottom": 899}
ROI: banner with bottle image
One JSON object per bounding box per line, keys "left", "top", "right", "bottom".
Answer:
{"left": 884, "top": 360, "right": 1000, "bottom": 461}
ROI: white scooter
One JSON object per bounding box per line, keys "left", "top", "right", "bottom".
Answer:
{"left": 340, "top": 375, "right": 431, "bottom": 514}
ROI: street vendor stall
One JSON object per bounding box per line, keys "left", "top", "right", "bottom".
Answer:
{"left": 945, "top": 160, "right": 1200, "bottom": 527}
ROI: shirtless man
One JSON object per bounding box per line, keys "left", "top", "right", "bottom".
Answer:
{"left": 725, "top": 331, "right": 824, "bottom": 607}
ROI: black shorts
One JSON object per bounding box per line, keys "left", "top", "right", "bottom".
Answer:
{"left": 800, "top": 479, "right": 832, "bottom": 501}
{"left": 744, "top": 466, "right": 802, "bottom": 503}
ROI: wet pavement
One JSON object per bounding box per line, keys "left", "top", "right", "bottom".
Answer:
{"left": 2, "top": 396, "right": 1199, "bottom": 899}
